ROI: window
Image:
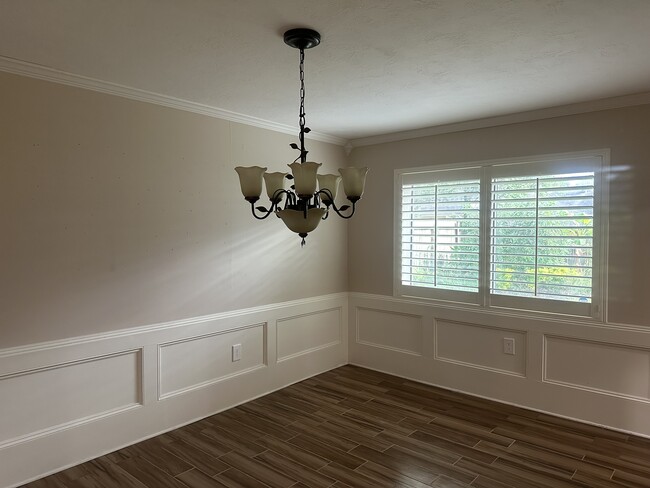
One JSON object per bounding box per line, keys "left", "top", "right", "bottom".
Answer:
{"left": 396, "top": 151, "right": 607, "bottom": 319}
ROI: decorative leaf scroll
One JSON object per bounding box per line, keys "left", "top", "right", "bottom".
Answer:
{"left": 304, "top": 127, "right": 311, "bottom": 133}
{"left": 286, "top": 174, "right": 294, "bottom": 179}
{"left": 256, "top": 206, "right": 268, "bottom": 212}
{"left": 290, "top": 143, "right": 299, "bottom": 149}
{"left": 340, "top": 205, "right": 350, "bottom": 211}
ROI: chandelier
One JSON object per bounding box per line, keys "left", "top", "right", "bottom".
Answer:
{"left": 235, "top": 28, "right": 368, "bottom": 246}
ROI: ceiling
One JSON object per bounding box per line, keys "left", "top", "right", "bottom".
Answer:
{"left": 2, "top": 0, "right": 650, "bottom": 143}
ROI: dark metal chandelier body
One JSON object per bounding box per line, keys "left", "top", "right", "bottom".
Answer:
{"left": 235, "top": 28, "right": 368, "bottom": 246}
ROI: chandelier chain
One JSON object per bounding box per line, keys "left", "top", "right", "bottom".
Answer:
{"left": 299, "top": 48, "right": 306, "bottom": 163}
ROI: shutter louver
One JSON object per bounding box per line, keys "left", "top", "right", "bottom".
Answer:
{"left": 401, "top": 179, "right": 481, "bottom": 293}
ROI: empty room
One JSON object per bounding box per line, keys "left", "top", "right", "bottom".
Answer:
{"left": 2, "top": 1, "right": 650, "bottom": 487}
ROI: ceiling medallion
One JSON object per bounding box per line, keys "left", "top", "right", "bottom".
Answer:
{"left": 235, "top": 28, "right": 368, "bottom": 246}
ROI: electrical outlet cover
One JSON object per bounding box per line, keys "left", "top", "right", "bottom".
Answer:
{"left": 232, "top": 344, "right": 242, "bottom": 361}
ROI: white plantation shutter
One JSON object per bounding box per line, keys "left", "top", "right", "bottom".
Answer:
{"left": 396, "top": 152, "right": 605, "bottom": 318}
{"left": 399, "top": 170, "right": 481, "bottom": 302}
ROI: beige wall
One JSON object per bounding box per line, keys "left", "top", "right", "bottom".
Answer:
{"left": 349, "top": 105, "right": 650, "bottom": 326}
{"left": 0, "top": 72, "right": 348, "bottom": 348}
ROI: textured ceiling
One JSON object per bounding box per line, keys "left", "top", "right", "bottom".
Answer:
{"left": 2, "top": 0, "right": 650, "bottom": 141}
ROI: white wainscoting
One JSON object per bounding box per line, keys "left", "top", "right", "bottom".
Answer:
{"left": 0, "top": 293, "right": 347, "bottom": 488}
{"left": 349, "top": 293, "right": 650, "bottom": 438}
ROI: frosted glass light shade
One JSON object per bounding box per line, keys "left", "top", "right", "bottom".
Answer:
{"left": 235, "top": 166, "right": 267, "bottom": 199}
{"left": 264, "top": 172, "right": 287, "bottom": 201}
{"left": 277, "top": 208, "right": 326, "bottom": 235}
{"left": 317, "top": 174, "right": 341, "bottom": 204}
{"left": 339, "top": 167, "right": 369, "bottom": 199}
{"left": 288, "top": 161, "right": 321, "bottom": 198}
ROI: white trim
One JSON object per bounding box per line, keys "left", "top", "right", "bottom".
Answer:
{"left": 350, "top": 93, "right": 650, "bottom": 148}
{"left": 0, "top": 348, "right": 142, "bottom": 381}
{"left": 396, "top": 148, "right": 610, "bottom": 175}
{"left": 0, "top": 56, "right": 347, "bottom": 147}
{"left": 350, "top": 291, "right": 650, "bottom": 333}
{"left": 0, "top": 292, "right": 348, "bottom": 359}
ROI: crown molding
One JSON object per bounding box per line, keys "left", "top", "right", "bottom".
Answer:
{"left": 349, "top": 92, "right": 650, "bottom": 148}
{"left": 0, "top": 55, "right": 348, "bottom": 146}
{"left": 4, "top": 55, "right": 650, "bottom": 151}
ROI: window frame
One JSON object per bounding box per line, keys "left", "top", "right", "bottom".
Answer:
{"left": 394, "top": 149, "right": 609, "bottom": 322}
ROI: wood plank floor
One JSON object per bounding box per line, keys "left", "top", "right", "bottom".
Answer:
{"left": 22, "top": 365, "right": 650, "bottom": 488}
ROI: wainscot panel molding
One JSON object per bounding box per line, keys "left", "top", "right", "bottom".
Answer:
{"left": 434, "top": 320, "right": 527, "bottom": 377}
{"left": 276, "top": 307, "right": 342, "bottom": 362}
{"left": 348, "top": 292, "right": 650, "bottom": 438}
{"left": 158, "top": 323, "right": 267, "bottom": 399}
{"left": 0, "top": 293, "right": 347, "bottom": 488}
{"left": 356, "top": 307, "right": 424, "bottom": 356}
{"left": 0, "top": 349, "right": 143, "bottom": 448}
{"left": 543, "top": 335, "right": 650, "bottom": 402}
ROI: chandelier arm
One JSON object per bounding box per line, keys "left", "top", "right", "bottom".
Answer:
{"left": 314, "top": 190, "right": 357, "bottom": 219}
{"left": 250, "top": 202, "right": 276, "bottom": 220}
{"left": 328, "top": 202, "right": 356, "bottom": 219}
{"left": 272, "top": 188, "right": 289, "bottom": 204}
{"left": 315, "top": 188, "right": 334, "bottom": 203}
{"left": 249, "top": 189, "right": 292, "bottom": 220}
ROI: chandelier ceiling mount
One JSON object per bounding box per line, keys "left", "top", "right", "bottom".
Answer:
{"left": 283, "top": 28, "right": 321, "bottom": 50}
